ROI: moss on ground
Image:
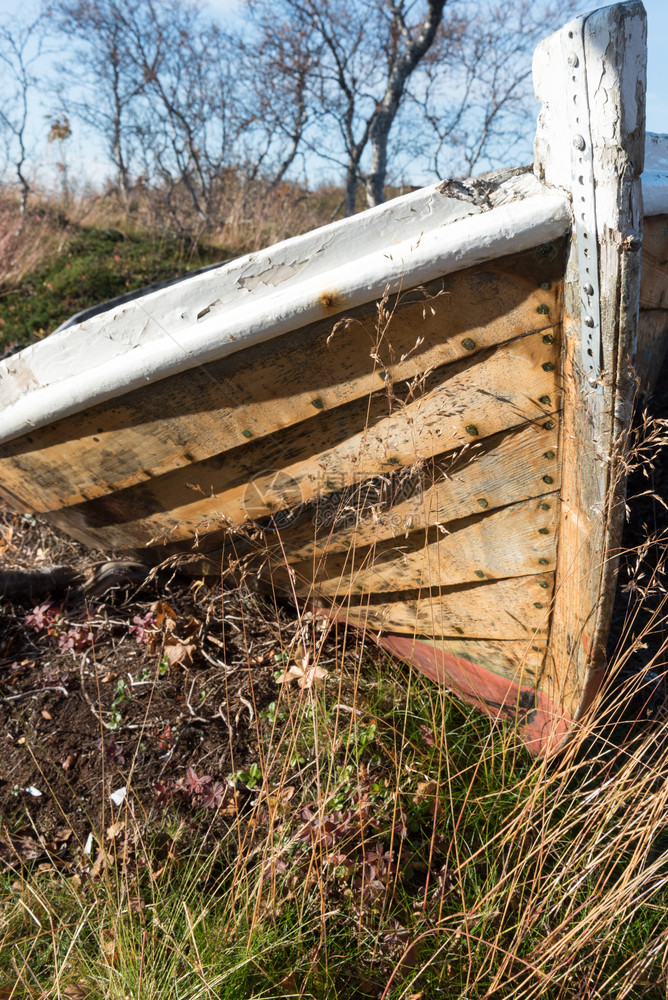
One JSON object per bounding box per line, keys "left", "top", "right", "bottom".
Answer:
{"left": 0, "top": 227, "right": 227, "bottom": 351}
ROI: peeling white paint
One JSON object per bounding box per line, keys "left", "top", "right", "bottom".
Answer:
{"left": 0, "top": 178, "right": 569, "bottom": 445}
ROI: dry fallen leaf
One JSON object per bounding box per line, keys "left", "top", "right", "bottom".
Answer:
{"left": 413, "top": 780, "right": 442, "bottom": 818}
{"left": 100, "top": 927, "right": 116, "bottom": 966}
{"left": 163, "top": 637, "right": 198, "bottom": 668}
{"left": 62, "top": 984, "right": 88, "bottom": 1000}
{"left": 151, "top": 600, "right": 178, "bottom": 628}
{"left": 106, "top": 821, "right": 125, "bottom": 841}
{"left": 41, "top": 710, "right": 52, "bottom": 720}
{"left": 277, "top": 644, "right": 329, "bottom": 689}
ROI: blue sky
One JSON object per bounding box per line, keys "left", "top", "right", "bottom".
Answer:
{"left": 0, "top": 0, "right": 666, "bottom": 183}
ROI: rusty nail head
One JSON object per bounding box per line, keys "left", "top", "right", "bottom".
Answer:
{"left": 584, "top": 315, "right": 595, "bottom": 328}
{"left": 573, "top": 134, "right": 586, "bottom": 151}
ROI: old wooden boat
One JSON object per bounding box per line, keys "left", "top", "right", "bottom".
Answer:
{"left": 1, "top": 2, "right": 667, "bottom": 752}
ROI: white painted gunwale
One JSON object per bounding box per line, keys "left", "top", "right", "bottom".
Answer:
{"left": 1, "top": 139, "right": 667, "bottom": 448}
{"left": 0, "top": 174, "right": 570, "bottom": 446}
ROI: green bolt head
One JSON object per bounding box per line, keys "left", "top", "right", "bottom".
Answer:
{"left": 465, "top": 424, "right": 479, "bottom": 436}
{"left": 477, "top": 498, "right": 489, "bottom": 508}
{"left": 543, "top": 333, "right": 555, "bottom": 345}
{"left": 462, "top": 338, "right": 476, "bottom": 351}
{"left": 537, "top": 304, "right": 550, "bottom": 315}
{"left": 542, "top": 361, "right": 555, "bottom": 372}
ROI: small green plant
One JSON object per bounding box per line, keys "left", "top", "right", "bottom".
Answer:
{"left": 107, "top": 677, "right": 131, "bottom": 730}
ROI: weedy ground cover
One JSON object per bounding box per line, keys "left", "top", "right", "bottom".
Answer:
{"left": 3, "top": 491, "right": 668, "bottom": 999}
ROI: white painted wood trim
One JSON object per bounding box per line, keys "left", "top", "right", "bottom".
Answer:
{"left": 643, "top": 133, "right": 668, "bottom": 215}
{"left": 0, "top": 182, "right": 570, "bottom": 445}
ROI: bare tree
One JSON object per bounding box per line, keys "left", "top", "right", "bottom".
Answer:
{"left": 0, "top": 9, "right": 50, "bottom": 219}
{"left": 50, "top": 0, "right": 147, "bottom": 203}
{"left": 249, "top": 0, "right": 449, "bottom": 215}
{"left": 414, "top": 0, "right": 579, "bottom": 179}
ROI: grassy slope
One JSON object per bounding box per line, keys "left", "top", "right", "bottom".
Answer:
{"left": 0, "top": 227, "right": 227, "bottom": 351}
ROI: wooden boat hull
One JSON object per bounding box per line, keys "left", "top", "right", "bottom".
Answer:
{"left": 1, "top": 2, "right": 667, "bottom": 753}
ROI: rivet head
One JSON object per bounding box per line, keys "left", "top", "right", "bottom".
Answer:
{"left": 573, "top": 134, "right": 586, "bottom": 151}
{"left": 461, "top": 338, "right": 476, "bottom": 350}
{"left": 311, "top": 398, "right": 324, "bottom": 409}
{"left": 567, "top": 52, "right": 579, "bottom": 67}
{"left": 538, "top": 580, "right": 549, "bottom": 589}
{"left": 242, "top": 429, "right": 253, "bottom": 439}
{"left": 543, "top": 333, "right": 555, "bottom": 345}
{"left": 539, "top": 395, "right": 551, "bottom": 405}
{"left": 465, "top": 424, "right": 479, "bottom": 436}
{"left": 584, "top": 315, "right": 595, "bottom": 328}
{"left": 539, "top": 527, "right": 550, "bottom": 535}
{"left": 539, "top": 281, "right": 551, "bottom": 291}
{"left": 543, "top": 475, "right": 554, "bottom": 484}
{"left": 539, "top": 558, "right": 549, "bottom": 566}
{"left": 537, "top": 304, "right": 550, "bottom": 315}
{"left": 475, "top": 570, "right": 485, "bottom": 578}
{"left": 583, "top": 282, "right": 594, "bottom": 296}
{"left": 542, "top": 362, "right": 555, "bottom": 372}
{"left": 539, "top": 503, "right": 550, "bottom": 511}
{"left": 543, "top": 420, "right": 555, "bottom": 430}
{"left": 477, "top": 498, "right": 489, "bottom": 508}
{"left": 544, "top": 450, "right": 555, "bottom": 460}
{"left": 534, "top": 602, "right": 544, "bottom": 609}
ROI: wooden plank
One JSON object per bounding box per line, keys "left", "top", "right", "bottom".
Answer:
{"left": 42, "top": 327, "right": 560, "bottom": 551}
{"left": 0, "top": 249, "right": 562, "bottom": 514}
{"left": 286, "top": 496, "right": 559, "bottom": 596}
{"left": 636, "top": 215, "right": 668, "bottom": 394}
{"left": 378, "top": 635, "right": 547, "bottom": 684}
{"left": 533, "top": 2, "right": 646, "bottom": 723}
{"left": 335, "top": 573, "right": 554, "bottom": 640}
{"left": 636, "top": 310, "right": 668, "bottom": 397}
{"left": 244, "top": 419, "right": 561, "bottom": 565}
{"left": 639, "top": 215, "right": 668, "bottom": 308}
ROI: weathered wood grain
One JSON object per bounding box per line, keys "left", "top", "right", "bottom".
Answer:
{"left": 337, "top": 573, "right": 554, "bottom": 640}
{"left": 639, "top": 215, "right": 668, "bottom": 309}
{"left": 534, "top": 2, "right": 646, "bottom": 723}
{"left": 0, "top": 249, "right": 562, "bottom": 514}
{"left": 42, "top": 326, "right": 560, "bottom": 551}
{"left": 286, "top": 496, "right": 558, "bottom": 597}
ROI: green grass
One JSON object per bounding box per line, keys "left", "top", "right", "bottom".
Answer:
{"left": 3, "top": 646, "right": 668, "bottom": 1000}
{"left": 0, "top": 227, "right": 227, "bottom": 350}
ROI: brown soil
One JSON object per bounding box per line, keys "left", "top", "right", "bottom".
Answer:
{"left": 0, "top": 508, "right": 305, "bottom": 862}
